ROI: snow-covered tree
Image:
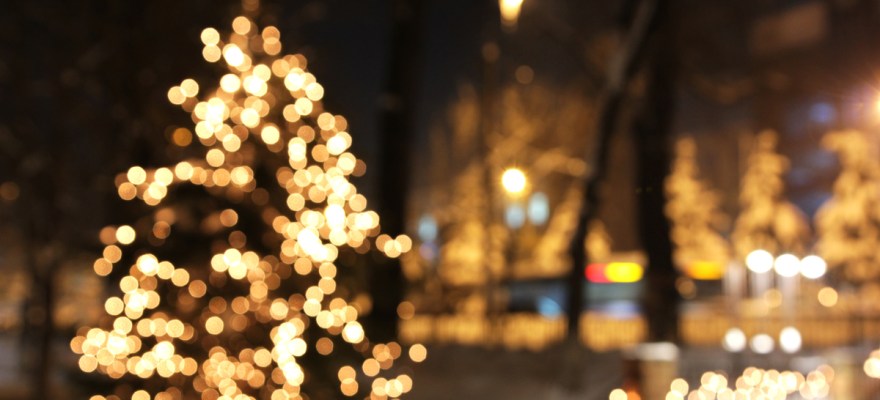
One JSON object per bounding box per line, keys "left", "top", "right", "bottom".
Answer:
{"left": 664, "top": 136, "right": 730, "bottom": 271}
{"left": 732, "top": 130, "right": 809, "bottom": 260}
{"left": 436, "top": 86, "right": 496, "bottom": 288}
{"left": 71, "top": 16, "right": 423, "bottom": 399}
{"left": 815, "top": 129, "right": 880, "bottom": 282}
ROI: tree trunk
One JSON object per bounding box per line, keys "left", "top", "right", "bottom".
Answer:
{"left": 370, "top": 0, "right": 423, "bottom": 342}
{"left": 633, "top": 0, "right": 680, "bottom": 343}
{"left": 565, "top": 0, "right": 661, "bottom": 341}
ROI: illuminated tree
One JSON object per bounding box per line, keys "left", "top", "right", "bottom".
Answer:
{"left": 815, "top": 129, "right": 880, "bottom": 282}
{"left": 430, "top": 83, "right": 593, "bottom": 282}
{"left": 664, "top": 137, "right": 730, "bottom": 272}
{"left": 436, "top": 86, "right": 495, "bottom": 290}
{"left": 731, "top": 130, "right": 809, "bottom": 260}
{"left": 609, "top": 366, "right": 833, "bottom": 399}
{"left": 71, "top": 15, "right": 424, "bottom": 400}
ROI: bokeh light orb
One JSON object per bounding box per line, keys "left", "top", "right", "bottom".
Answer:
{"left": 774, "top": 253, "right": 801, "bottom": 277}
{"left": 722, "top": 327, "right": 746, "bottom": 352}
{"left": 501, "top": 167, "right": 527, "bottom": 195}
{"left": 750, "top": 333, "right": 774, "bottom": 354}
{"left": 865, "top": 350, "right": 880, "bottom": 378}
{"left": 800, "top": 255, "right": 827, "bottom": 279}
{"left": 746, "top": 249, "right": 774, "bottom": 273}
{"left": 779, "top": 326, "right": 802, "bottom": 354}
{"left": 818, "top": 287, "right": 838, "bottom": 307}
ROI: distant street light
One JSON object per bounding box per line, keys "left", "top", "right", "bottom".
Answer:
{"left": 499, "top": 0, "right": 524, "bottom": 29}
{"left": 800, "top": 255, "right": 827, "bottom": 279}
{"left": 745, "top": 249, "right": 774, "bottom": 273}
{"left": 779, "top": 326, "right": 802, "bottom": 354}
{"left": 501, "top": 167, "right": 527, "bottom": 196}
{"left": 773, "top": 253, "right": 800, "bottom": 277}
{"left": 722, "top": 327, "right": 747, "bottom": 352}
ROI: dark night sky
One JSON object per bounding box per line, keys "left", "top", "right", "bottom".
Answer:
{"left": 2, "top": 0, "right": 877, "bottom": 255}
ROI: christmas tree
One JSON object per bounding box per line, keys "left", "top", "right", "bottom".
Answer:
{"left": 815, "top": 129, "right": 880, "bottom": 282}
{"left": 664, "top": 136, "right": 730, "bottom": 274}
{"left": 731, "top": 130, "right": 809, "bottom": 260}
{"left": 71, "top": 15, "right": 424, "bottom": 400}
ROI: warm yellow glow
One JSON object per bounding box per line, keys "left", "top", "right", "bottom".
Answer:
{"left": 501, "top": 167, "right": 527, "bottom": 195}
{"left": 408, "top": 344, "right": 427, "bottom": 362}
{"left": 115, "top": 225, "right": 136, "bottom": 245}
{"left": 127, "top": 166, "right": 146, "bottom": 185}
{"left": 76, "top": 14, "right": 419, "bottom": 400}
{"left": 499, "top": 0, "right": 524, "bottom": 27}
{"left": 605, "top": 262, "right": 643, "bottom": 283}
{"left": 774, "top": 253, "right": 800, "bottom": 277}
{"left": 745, "top": 249, "right": 773, "bottom": 273}
{"left": 171, "top": 127, "right": 192, "bottom": 147}
{"left": 205, "top": 316, "right": 224, "bottom": 335}
{"left": 653, "top": 366, "right": 832, "bottom": 399}
{"left": 800, "top": 255, "right": 827, "bottom": 279}
{"left": 686, "top": 261, "right": 723, "bottom": 280}
{"left": 818, "top": 286, "right": 838, "bottom": 307}
{"left": 866, "top": 350, "right": 880, "bottom": 378}
{"left": 200, "top": 28, "right": 220, "bottom": 45}
{"left": 608, "top": 389, "right": 627, "bottom": 400}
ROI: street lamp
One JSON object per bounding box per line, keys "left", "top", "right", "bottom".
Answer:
{"left": 800, "top": 255, "right": 827, "bottom": 280}
{"left": 499, "top": 0, "right": 524, "bottom": 29}
{"left": 501, "top": 167, "right": 527, "bottom": 196}
{"left": 745, "top": 249, "right": 774, "bottom": 274}
{"left": 773, "top": 253, "right": 800, "bottom": 277}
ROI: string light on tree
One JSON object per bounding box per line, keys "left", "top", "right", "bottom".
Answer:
{"left": 732, "top": 131, "right": 810, "bottom": 262}
{"left": 72, "top": 14, "right": 423, "bottom": 400}
{"left": 815, "top": 129, "right": 880, "bottom": 283}
{"left": 609, "top": 365, "right": 835, "bottom": 399}
{"left": 664, "top": 137, "right": 731, "bottom": 278}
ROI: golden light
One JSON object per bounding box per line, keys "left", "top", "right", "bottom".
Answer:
{"left": 818, "top": 286, "right": 838, "bottom": 307}
{"left": 750, "top": 333, "right": 774, "bottom": 354}
{"left": 865, "top": 350, "right": 880, "bottom": 378}
{"left": 745, "top": 249, "right": 773, "bottom": 273}
{"left": 499, "top": 0, "right": 524, "bottom": 28}
{"left": 608, "top": 389, "right": 627, "bottom": 400}
{"left": 773, "top": 253, "right": 800, "bottom": 277}
{"left": 800, "top": 255, "right": 827, "bottom": 279}
{"left": 685, "top": 261, "right": 723, "bottom": 280}
{"left": 722, "top": 327, "right": 746, "bottom": 353}
{"left": 75, "top": 14, "right": 422, "bottom": 400}
{"left": 115, "top": 225, "right": 136, "bottom": 245}
{"left": 605, "top": 262, "right": 643, "bottom": 283}
{"left": 501, "top": 167, "right": 527, "bottom": 195}
{"left": 779, "top": 326, "right": 802, "bottom": 354}
{"left": 408, "top": 344, "right": 427, "bottom": 363}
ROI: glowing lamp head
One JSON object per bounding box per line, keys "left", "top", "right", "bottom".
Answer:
{"left": 722, "top": 328, "right": 746, "bottom": 352}
{"left": 800, "top": 255, "right": 827, "bottom": 279}
{"left": 501, "top": 167, "right": 527, "bottom": 195}
{"left": 746, "top": 249, "right": 773, "bottom": 273}
{"left": 750, "top": 333, "right": 774, "bottom": 354}
{"left": 773, "top": 253, "right": 800, "bottom": 277}
{"left": 779, "top": 326, "right": 802, "bottom": 354}
{"left": 499, "top": 0, "right": 524, "bottom": 27}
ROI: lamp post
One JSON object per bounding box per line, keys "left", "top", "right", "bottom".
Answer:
{"left": 500, "top": 166, "right": 528, "bottom": 290}
{"left": 736, "top": 249, "right": 827, "bottom": 365}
